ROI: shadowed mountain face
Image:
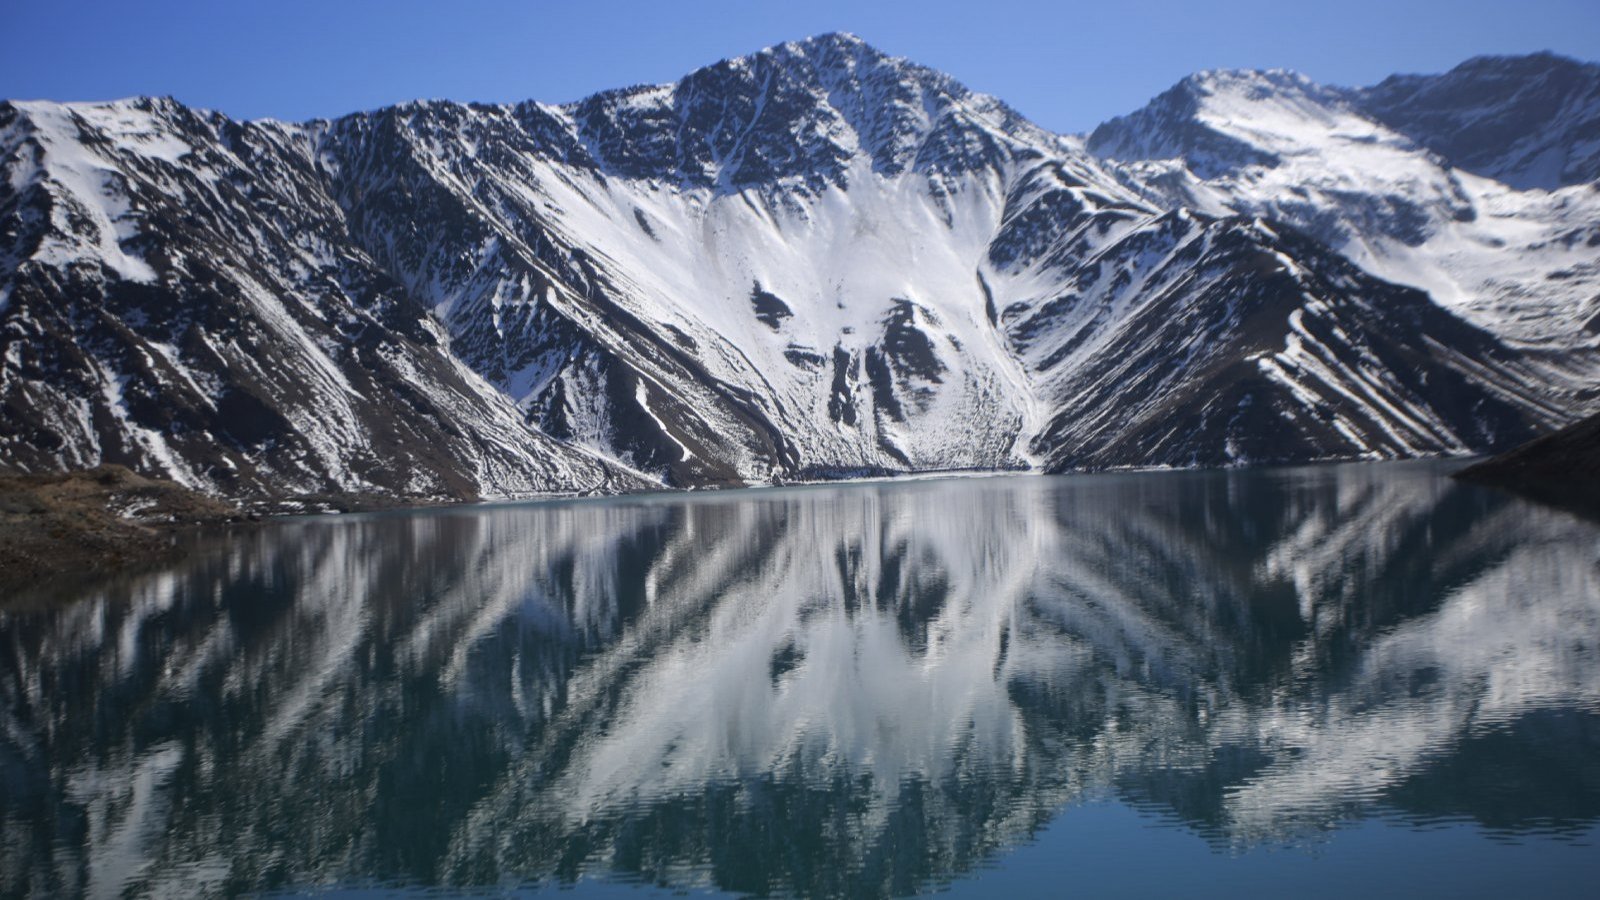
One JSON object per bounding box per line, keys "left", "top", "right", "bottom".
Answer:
{"left": 3, "top": 37, "right": 1597, "bottom": 502}
{"left": 1356, "top": 53, "right": 1600, "bottom": 191}
{"left": 1456, "top": 407, "right": 1600, "bottom": 513}
{"left": 3, "top": 463, "right": 1598, "bottom": 897}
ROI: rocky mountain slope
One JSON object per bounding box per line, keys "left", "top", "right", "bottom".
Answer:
{"left": 1455, "top": 407, "right": 1600, "bottom": 512}
{"left": 3, "top": 35, "right": 1596, "bottom": 501}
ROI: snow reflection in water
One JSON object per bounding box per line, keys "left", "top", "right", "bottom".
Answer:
{"left": 2, "top": 462, "right": 1599, "bottom": 897}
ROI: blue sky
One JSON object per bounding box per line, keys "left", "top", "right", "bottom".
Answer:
{"left": 4, "top": 0, "right": 1598, "bottom": 134}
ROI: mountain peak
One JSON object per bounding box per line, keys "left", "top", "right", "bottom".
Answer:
{"left": 1084, "top": 67, "right": 1342, "bottom": 176}
{"left": 556, "top": 30, "right": 1051, "bottom": 192}
{"left": 1177, "top": 67, "right": 1320, "bottom": 97}
{"left": 732, "top": 30, "right": 930, "bottom": 94}
{"left": 778, "top": 30, "right": 875, "bottom": 56}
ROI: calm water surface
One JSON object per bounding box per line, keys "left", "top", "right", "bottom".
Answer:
{"left": 2, "top": 462, "right": 1599, "bottom": 898}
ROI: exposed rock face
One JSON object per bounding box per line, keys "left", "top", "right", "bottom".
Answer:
{"left": 2, "top": 36, "right": 1597, "bottom": 502}
{"left": 0, "top": 98, "right": 645, "bottom": 504}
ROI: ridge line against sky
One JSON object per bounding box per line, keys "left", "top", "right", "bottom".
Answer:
{"left": 3, "top": 0, "right": 1600, "bottom": 134}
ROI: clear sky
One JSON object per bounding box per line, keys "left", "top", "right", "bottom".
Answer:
{"left": 4, "top": 0, "right": 1598, "bottom": 134}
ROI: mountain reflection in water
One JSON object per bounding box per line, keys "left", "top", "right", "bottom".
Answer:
{"left": 2, "top": 462, "right": 1599, "bottom": 897}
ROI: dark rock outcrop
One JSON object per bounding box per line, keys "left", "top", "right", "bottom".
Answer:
{"left": 1454, "top": 410, "right": 1600, "bottom": 513}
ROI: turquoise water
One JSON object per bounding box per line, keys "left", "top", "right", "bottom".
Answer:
{"left": 2, "top": 461, "right": 1597, "bottom": 897}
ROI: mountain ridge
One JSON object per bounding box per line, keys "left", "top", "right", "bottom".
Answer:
{"left": 2, "top": 37, "right": 1596, "bottom": 504}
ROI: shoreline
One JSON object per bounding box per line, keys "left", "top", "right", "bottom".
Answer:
{"left": 0, "top": 455, "right": 1489, "bottom": 596}
{"left": 0, "top": 466, "right": 246, "bottom": 600}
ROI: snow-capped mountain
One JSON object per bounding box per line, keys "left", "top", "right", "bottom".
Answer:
{"left": 1089, "top": 56, "right": 1600, "bottom": 353}
{"left": 2, "top": 34, "right": 1595, "bottom": 502}
{"left": 0, "top": 99, "right": 648, "bottom": 506}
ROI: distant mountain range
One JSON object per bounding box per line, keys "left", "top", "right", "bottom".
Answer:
{"left": 3, "top": 34, "right": 1597, "bottom": 505}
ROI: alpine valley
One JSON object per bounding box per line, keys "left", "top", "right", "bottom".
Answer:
{"left": 3, "top": 33, "right": 1599, "bottom": 506}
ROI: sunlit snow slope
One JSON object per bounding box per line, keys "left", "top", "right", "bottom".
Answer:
{"left": 2, "top": 34, "right": 1595, "bottom": 500}
{"left": 1090, "top": 59, "right": 1600, "bottom": 353}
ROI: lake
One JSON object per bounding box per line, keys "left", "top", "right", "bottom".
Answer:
{"left": 2, "top": 461, "right": 1598, "bottom": 898}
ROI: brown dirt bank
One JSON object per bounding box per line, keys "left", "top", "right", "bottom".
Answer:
{"left": 0, "top": 465, "right": 246, "bottom": 599}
